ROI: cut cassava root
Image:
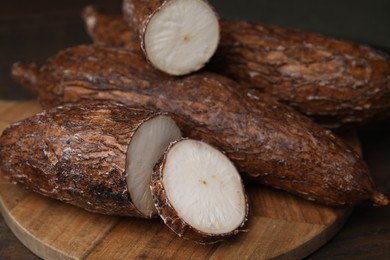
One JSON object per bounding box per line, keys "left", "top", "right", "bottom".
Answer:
{"left": 87, "top": 7, "right": 390, "bottom": 128}
{"left": 0, "top": 102, "right": 182, "bottom": 217}
{"left": 12, "top": 45, "right": 388, "bottom": 207}
{"left": 151, "top": 139, "right": 248, "bottom": 244}
{"left": 0, "top": 102, "right": 248, "bottom": 243}
{"left": 122, "top": 0, "right": 219, "bottom": 76}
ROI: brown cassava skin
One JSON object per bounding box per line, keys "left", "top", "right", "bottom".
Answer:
{"left": 122, "top": 0, "right": 164, "bottom": 34}
{"left": 0, "top": 102, "right": 177, "bottom": 217}
{"left": 94, "top": 8, "right": 390, "bottom": 128}
{"left": 11, "top": 45, "right": 388, "bottom": 207}
{"left": 212, "top": 20, "right": 390, "bottom": 128}
{"left": 151, "top": 138, "right": 248, "bottom": 245}
{"left": 83, "top": 6, "right": 141, "bottom": 52}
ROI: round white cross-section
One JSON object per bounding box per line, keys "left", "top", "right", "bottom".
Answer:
{"left": 163, "top": 140, "right": 246, "bottom": 234}
{"left": 144, "top": 0, "right": 220, "bottom": 75}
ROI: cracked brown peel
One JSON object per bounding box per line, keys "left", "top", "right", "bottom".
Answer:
{"left": 122, "top": 0, "right": 219, "bottom": 76}
{"left": 88, "top": 7, "right": 390, "bottom": 128}
{"left": 0, "top": 102, "right": 182, "bottom": 217}
{"left": 211, "top": 20, "right": 390, "bottom": 128}
{"left": 11, "top": 45, "right": 388, "bottom": 207}
{"left": 151, "top": 139, "right": 248, "bottom": 244}
{"left": 82, "top": 6, "right": 141, "bottom": 52}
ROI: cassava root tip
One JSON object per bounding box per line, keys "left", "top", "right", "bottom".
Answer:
{"left": 11, "top": 62, "right": 40, "bottom": 94}
{"left": 371, "top": 192, "right": 389, "bottom": 206}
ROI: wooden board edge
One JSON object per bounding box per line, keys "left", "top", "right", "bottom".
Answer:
{"left": 274, "top": 207, "right": 353, "bottom": 260}
{"left": 0, "top": 197, "right": 75, "bottom": 260}
{"left": 0, "top": 193, "right": 125, "bottom": 260}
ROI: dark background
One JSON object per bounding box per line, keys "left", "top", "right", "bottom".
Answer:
{"left": 1, "top": 0, "right": 389, "bottom": 259}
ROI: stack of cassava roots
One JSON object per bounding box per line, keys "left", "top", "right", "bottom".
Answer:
{"left": 1, "top": 0, "right": 390, "bottom": 244}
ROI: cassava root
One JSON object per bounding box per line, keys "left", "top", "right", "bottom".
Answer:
{"left": 0, "top": 102, "right": 182, "bottom": 217}
{"left": 86, "top": 6, "right": 390, "bottom": 128}
{"left": 11, "top": 45, "right": 388, "bottom": 207}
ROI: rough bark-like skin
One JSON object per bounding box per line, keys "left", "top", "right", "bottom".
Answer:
{"left": 12, "top": 62, "right": 40, "bottom": 94}
{"left": 82, "top": 6, "right": 141, "bottom": 53}
{"left": 211, "top": 20, "right": 390, "bottom": 128}
{"left": 0, "top": 102, "right": 176, "bottom": 217}
{"left": 92, "top": 9, "right": 390, "bottom": 127}
{"left": 122, "top": 0, "right": 164, "bottom": 34}
{"left": 11, "top": 45, "right": 388, "bottom": 207}
{"left": 151, "top": 138, "right": 248, "bottom": 244}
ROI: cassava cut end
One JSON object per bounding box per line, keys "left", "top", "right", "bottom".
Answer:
{"left": 151, "top": 139, "right": 248, "bottom": 244}
{"left": 127, "top": 114, "right": 182, "bottom": 217}
{"left": 0, "top": 102, "right": 181, "bottom": 217}
{"left": 123, "top": 0, "right": 219, "bottom": 76}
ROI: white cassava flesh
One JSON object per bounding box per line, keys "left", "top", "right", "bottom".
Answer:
{"left": 127, "top": 115, "right": 182, "bottom": 217}
{"left": 144, "top": 0, "right": 219, "bottom": 75}
{"left": 156, "top": 139, "right": 247, "bottom": 242}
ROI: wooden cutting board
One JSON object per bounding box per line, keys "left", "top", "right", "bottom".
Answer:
{"left": 0, "top": 100, "right": 356, "bottom": 260}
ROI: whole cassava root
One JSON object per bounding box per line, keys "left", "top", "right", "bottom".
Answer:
{"left": 87, "top": 7, "right": 390, "bottom": 128}
{"left": 211, "top": 20, "right": 390, "bottom": 128}
{"left": 12, "top": 45, "right": 389, "bottom": 207}
{"left": 122, "top": 0, "right": 220, "bottom": 76}
{"left": 0, "top": 102, "right": 182, "bottom": 217}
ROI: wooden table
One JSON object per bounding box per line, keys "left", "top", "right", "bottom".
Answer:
{"left": 1, "top": 0, "right": 389, "bottom": 259}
